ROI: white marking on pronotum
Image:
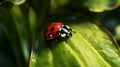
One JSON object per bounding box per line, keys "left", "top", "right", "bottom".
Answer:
{"left": 65, "top": 25, "right": 70, "bottom": 29}
{"left": 61, "top": 33, "right": 66, "bottom": 37}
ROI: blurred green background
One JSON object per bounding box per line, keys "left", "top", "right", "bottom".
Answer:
{"left": 0, "top": 0, "right": 120, "bottom": 67}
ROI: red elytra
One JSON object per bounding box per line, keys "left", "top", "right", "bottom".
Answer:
{"left": 44, "top": 22, "right": 64, "bottom": 40}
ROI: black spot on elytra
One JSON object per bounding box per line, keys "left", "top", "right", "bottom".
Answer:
{"left": 56, "top": 31, "right": 60, "bottom": 35}
{"left": 51, "top": 27, "right": 55, "bottom": 31}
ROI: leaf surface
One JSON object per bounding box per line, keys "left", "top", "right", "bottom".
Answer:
{"left": 29, "top": 17, "right": 120, "bottom": 67}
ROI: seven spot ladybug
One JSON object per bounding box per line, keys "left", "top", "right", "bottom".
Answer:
{"left": 44, "top": 22, "right": 72, "bottom": 40}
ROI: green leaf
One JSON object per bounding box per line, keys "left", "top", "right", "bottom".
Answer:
{"left": 52, "top": 0, "right": 120, "bottom": 12}
{"left": 0, "top": 28, "right": 15, "bottom": 67}
{"left": 84, "top": 0, "right": 120, "bottom": 12}
{"left": 115, "top": 25, "right": 120, "bottom": 40}
{"left": 0, "top": 4, "right": 27, "bottom": 67}
{"left": 29, "top": 17, "right": 120, "bottom": 67}
{"left": 9, "top": 0, "right": 26, "bottom": 5}
{"left": 0, "top": 0, "right": 51, "bottom": 66}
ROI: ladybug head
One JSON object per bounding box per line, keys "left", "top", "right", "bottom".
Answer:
{"left": 60, "top": 25, "right": 72, "bottom": 38}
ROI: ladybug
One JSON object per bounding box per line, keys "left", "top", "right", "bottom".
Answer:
{"left": 44, "top": 22, "right": 72, "bottom": 40}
